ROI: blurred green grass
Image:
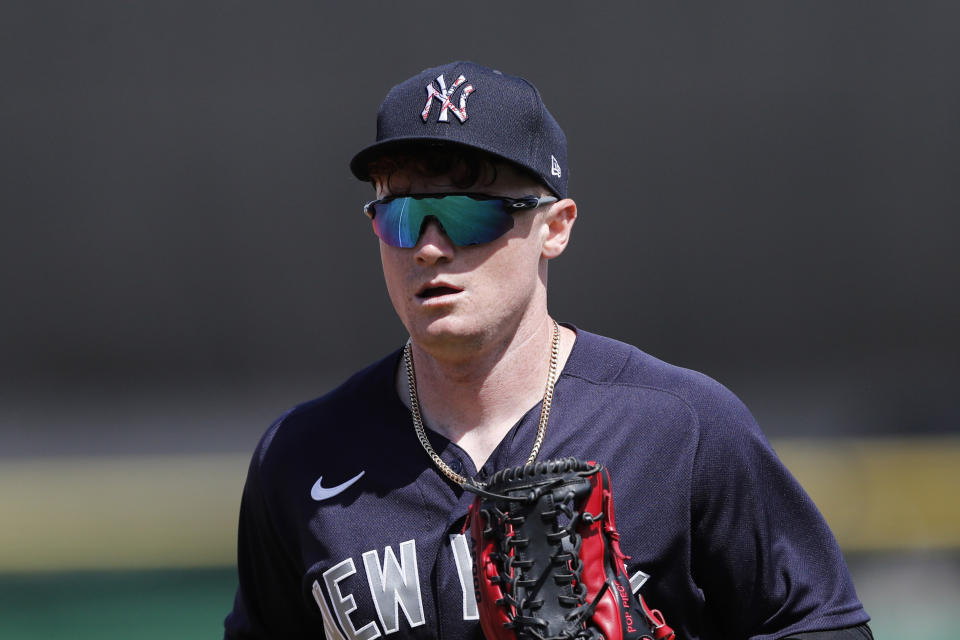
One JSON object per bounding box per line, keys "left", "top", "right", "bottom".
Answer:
{"left": 0, "top": 568, "right": 236, "bottom": 640}
{"left": 2, "top": 558, "right": 959, "bottom": 640}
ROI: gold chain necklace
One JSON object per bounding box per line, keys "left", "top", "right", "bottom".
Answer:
{"left": 404, "top": 319, "right": 560, "bottom": 486}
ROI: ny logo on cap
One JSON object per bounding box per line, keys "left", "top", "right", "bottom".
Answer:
{"left": 422, "top": 74, "right": 474, "bottom": 123}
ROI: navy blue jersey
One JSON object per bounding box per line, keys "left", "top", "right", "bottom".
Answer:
{"left": 225, "top": 329, "right": 868, "bottom": 640}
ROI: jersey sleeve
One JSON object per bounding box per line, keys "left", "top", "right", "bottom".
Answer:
{"left": 224, "top": 419, "right": 317, "bottom": 639}
{"left": 688, "top": 385, "right": 869, "bottom": 640}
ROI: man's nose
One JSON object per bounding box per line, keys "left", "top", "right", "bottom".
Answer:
{"left": 414, "top": 217, "right": 455, "bottom": 264}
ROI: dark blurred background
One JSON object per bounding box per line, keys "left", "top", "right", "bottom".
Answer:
{"left": 1, "top": 2, "right": 958, "bottom": 638}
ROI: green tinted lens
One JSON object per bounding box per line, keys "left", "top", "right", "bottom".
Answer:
{"left": 370, "top": 196, "right": 514, "bottom": 248}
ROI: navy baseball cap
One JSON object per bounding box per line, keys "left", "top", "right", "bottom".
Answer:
{"left": 350, "top": 61, "right": 568, "bottom": 198}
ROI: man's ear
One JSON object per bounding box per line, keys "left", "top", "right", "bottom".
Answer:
{"left": 541, "top": 198, "right": 577, "bottom": 259}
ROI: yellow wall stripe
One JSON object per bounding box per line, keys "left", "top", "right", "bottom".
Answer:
{"left": 1, "top": 438, "right": 958, "bottom": 571}
{"left": 774, "top": 437, "right": 960, "bottom": 552}
{"left": 0, "top": 454, "right": 248, "bottom": 572}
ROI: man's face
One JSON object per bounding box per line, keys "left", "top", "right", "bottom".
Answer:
{"left": 373, "top": 162, "right": 555, "bottom": 353}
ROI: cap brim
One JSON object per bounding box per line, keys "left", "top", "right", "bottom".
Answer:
{"left": 350, "top": 136, "right": 543, "bottom": 188}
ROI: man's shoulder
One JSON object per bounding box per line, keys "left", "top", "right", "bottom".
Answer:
{"left": 288, "top": 348, "right": 402, "bottom": 421}
{"left": 251, "top": 348, "right": 404, "bottom": 469}
{"left": 570, "top": 328, "right": 743, "bottom": 415}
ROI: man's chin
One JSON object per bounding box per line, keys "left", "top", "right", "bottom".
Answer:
{"left": 408, "top": 319, "right": 484, "bottom": 350}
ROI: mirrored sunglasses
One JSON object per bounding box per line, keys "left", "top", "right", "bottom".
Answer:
{"left": 363, "top": 193, "right": 557, "bottom": 248}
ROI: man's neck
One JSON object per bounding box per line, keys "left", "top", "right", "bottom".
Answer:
{"left": 396, "top": 317, "right": 576, "bottom": 471}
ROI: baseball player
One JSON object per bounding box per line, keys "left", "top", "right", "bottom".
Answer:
{"left": 224, "top": 62, "right": 873, "bottom": 640}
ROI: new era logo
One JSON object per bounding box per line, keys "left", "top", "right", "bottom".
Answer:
{"left": 551, "top": 155, "right": 562, "bottom": 178}
{"left": 422, "top": 74, "right": 474, "bottom": 123}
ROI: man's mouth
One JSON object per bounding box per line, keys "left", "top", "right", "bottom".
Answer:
{"left": 417, "top": 285, "right": 463, "bottom": 299}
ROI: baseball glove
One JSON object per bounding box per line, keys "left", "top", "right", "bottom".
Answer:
{"left": 464, "top": 458, "right": 674, "bottom": 640}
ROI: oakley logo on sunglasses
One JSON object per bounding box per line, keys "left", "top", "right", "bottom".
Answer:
{"left": 422, "top": 74, "right": 474, "bottom": 123}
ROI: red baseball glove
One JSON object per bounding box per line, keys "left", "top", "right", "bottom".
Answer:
{"left": 464, "top": 458, "right": 675, "bottom": 640}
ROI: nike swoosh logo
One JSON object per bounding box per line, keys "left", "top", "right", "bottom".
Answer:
{"left": 311, "top": 470, "right": 365, "bottom": 502}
